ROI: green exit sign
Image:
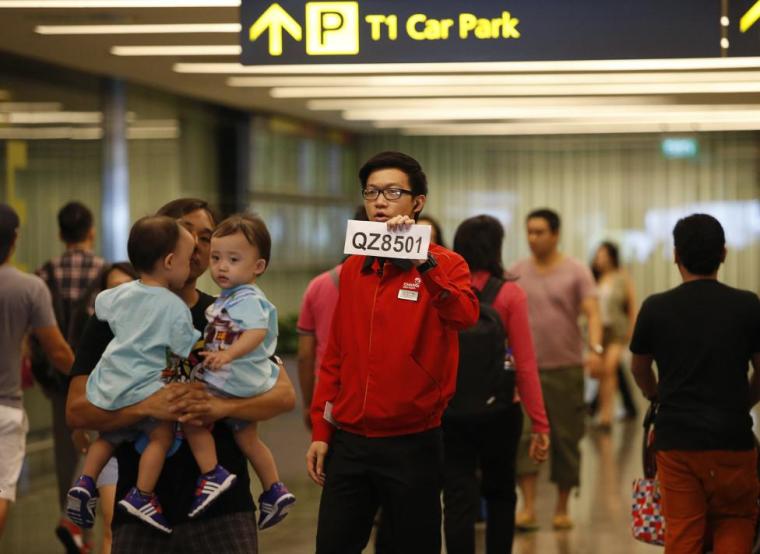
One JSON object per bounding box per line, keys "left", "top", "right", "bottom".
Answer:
{"left": 661, "top": 137, "right": 699, "bottom": 159}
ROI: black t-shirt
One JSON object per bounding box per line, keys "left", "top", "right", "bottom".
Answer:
{"left": 630, "top": 280, "right": 760, "bottom": 451}
{"left": 71, "top": 290, "right": 255, "bottom": 527}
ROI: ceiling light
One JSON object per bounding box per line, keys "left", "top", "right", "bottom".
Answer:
{"left": 175, "top": 57, "right": 760, "bottom": 75}
{"left": 229, "top": 71, "right": 760, "bottom": 88}
{"left": 306, "top": 97, "right": 675, "bottom": 111}
{"left": 127, "top": 126, "right": 179, "bottom": 139}
{"left": 0, "top": 1, "right": 239, "bottom": 7}
{"left": 0, "top": 102, "right": 62, "bottom": 112}
{"left": 0, "top": 123, "right": 179, "bottom": 140}
{"left": 112, "top": 45, "right": 240, "bottom": 56}
{"left": 36, "top": 23, "right": 240, "bottom": 34}
{"left": 270, "top": 82, "right": 760, "bottom": 98}
{"left": 129, "top": 118, "right": 179, "bottom": 127}
{"left": 398, "top": 121, "right": 760, "bottom": 136}
{"left": 0, "top": 111, "right": 102, "bottom": 124}
{"left": 348, "top": 106, "right": 760, "bottom": 122}
{"left": 0, "top": 127, "right": 100, "bottom": 140}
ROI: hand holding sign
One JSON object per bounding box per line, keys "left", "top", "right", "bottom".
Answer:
{"left": 344, "top": 219, "right": 431, "bottom": 261}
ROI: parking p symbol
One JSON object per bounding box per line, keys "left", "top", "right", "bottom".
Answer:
{"left": 320, "top": 11, "right": 344, "bottom": 45}
{"left": 306, "top": 2, "right": 360, "bottom": 55}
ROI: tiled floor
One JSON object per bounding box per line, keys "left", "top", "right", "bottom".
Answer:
{"left": 1, "top": 361, "right": 658, "bottom": 554}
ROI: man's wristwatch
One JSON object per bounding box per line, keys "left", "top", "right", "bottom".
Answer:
{"left": 590, "top": 344, "right": 604, "bottom": 355}
{"left": 417, "top": 254, "right": 438, "bottom": 274}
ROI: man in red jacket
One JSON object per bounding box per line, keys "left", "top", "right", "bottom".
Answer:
{"left": 306, "top": 152, "right": 479, "bottom": 553}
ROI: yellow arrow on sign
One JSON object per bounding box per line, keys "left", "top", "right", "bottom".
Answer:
{"left": 249, "top": 3, "right": 303, "bottom": 56}
{"left": 741, "top": 0, "right": 760, "bottom": 32}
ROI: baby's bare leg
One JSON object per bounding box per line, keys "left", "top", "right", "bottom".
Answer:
{"left": 82, "top": 438, "right": 115, "bottom": 479}
{"left": 234, "top": 423, "right": 279, "bottom": 490}
{"left": 136, "top": 421, "right": 174, "bottom": 494}
{"left": 184, "top": 423, "right": 218, "bottom": 474}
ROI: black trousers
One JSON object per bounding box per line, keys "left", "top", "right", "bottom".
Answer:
{"left": 316, "top": 428, "right": 443, "bottom": 554}
{"left": 442, "top": 404, "right": 523, "bottom": 554}
{"left": 51, "top": 389, "right": 79, "bottom": 510}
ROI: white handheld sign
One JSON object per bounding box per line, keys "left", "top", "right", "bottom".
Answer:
{"left": 343, "top": 220, "right": 431, "bottom": 260}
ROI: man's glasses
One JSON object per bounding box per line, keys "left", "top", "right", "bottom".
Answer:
{"left": 362, "top": 187, "right": 414, "bottom": 201}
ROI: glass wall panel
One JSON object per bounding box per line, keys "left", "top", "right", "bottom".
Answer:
{"left": 0, "top": 56, "right": 103, "bottom": 273}
{"left": 360, "top": 133, "right": 760, "bottom": 300}
{"left": 127, "top": 84, "right": 221, "bottom": 220}
{"left": 126, "top": 84, "right": 223, "bottom": 293}
{"left": 248, "top": 115, "right": 358, "bottom": 315}
{"left": 0, "top": 55, "right": 106, "bottom": 462}
{"left": 0, "top": 54, "right": 233, "bottom": 444}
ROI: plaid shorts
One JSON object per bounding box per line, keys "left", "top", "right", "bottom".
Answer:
{"left": 111, "top": 512, "right": 258, "bottom": 553}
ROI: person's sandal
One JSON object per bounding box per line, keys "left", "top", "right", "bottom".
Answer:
{"left": 552, "top": 514, "right": 574, "bottom": 530}
{"left": 515, "top": 511, "right": 539, "bottom": 532}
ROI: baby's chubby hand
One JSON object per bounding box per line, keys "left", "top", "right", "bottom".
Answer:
{"left": 199, "top": 350, "right": 232, "bottom": 370}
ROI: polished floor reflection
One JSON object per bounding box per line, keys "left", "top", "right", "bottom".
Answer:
{"left": 2, "top": 362, "right": 657, "bottom": 554}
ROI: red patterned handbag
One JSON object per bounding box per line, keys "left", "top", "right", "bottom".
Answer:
{"left": 631, "top": 402, "right": 665, "bottom": 546}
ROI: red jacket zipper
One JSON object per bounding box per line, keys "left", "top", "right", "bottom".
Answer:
{"left": 361, "top": 260, "right": 384, "bottom": 434}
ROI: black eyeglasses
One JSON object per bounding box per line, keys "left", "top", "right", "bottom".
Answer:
{"left": 362, "top": 187, "right": 414, "bottom": 201}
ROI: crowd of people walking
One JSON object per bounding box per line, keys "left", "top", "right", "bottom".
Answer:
{"left": 1, "top": 151, "right": 758, "bottom": 554}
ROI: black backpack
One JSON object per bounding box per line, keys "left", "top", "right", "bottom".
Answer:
{"left": 444, "top": 276, "right": 515, "bottom": 421}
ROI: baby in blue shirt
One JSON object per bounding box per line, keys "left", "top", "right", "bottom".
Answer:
{"left": 187, "top": 213, "right": 295, "bottom": 530}
{"left": 66, "top": 215, "right": 225, "bottom": 535}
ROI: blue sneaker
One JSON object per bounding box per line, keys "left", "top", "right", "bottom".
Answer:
{"left": 65, "top": 475, "right": 98, "bottom": 529}
{"left": 258, "top": 482, "right": 296, "bottom": 529}
{"left": 118, "top": 487, "right": 172, "bottom": 534}
{"left": 188, "top": 465, "right": 237, "bottom": 518}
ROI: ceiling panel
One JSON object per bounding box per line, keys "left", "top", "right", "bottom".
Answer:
{"left": 1, "top": 3, "right": 760, "bottom": 135}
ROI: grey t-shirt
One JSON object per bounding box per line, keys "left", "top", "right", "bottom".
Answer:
{"left": 0, "top": 264, "right": 57, "bottom": 408}
{"left": 509, "top": 256, "right": 597, "bottom": 369}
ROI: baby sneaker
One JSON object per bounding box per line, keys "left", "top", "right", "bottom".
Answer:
{"left": 258, "top": 482, "right": 296, "bottom": 530}
{"left": 188, "top": 464, "right": 237, "bottom": 518}
{"left": 65, "top": 475, "right": 99, "bottom": 529}
{"left": 118, "top": 487, "right": 172, "bottom": 534}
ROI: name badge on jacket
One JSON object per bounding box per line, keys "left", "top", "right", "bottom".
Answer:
{"left": 398, "top": 289, "right": 419, "bottom": 302}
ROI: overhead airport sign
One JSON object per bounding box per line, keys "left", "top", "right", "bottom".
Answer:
{"left": 239, "top": 0, "right": 760, "bottom": 66}
{"left": 730, "top": 0, "right": 760, "bottom": 57}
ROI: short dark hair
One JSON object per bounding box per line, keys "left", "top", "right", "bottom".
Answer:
{"left": 213, "top": 213, "right": 271, "bottom": 269}
{"left": 591, "top": 241, "right": 620, "bottom": 281}
{"left": 127, "top": 215, "right": 182, "bottom": 273}
{"left": 358, "top": 151, "right": 428, "bottom": 197}
{"left": 454, "top": 215, "right": 505, "bottom": 278}
{"left": 673, "top": 213, "right": 726, "bottom": 275}
{"left": 58, "top": 201, "right": 94, "bottom": 244}
{"left": 98, "top": 261, "right": 139, "bottom": 290}
{"left": 527, "top": 208, "right": 561, "bottom": 233}
{"left": 157, "top": 198, "right": 218, "bottom": 227}
{"left": 0, "top": 203, "right": 20, "bottom": 263}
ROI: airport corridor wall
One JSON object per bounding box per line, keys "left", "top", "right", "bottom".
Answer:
{"left": 359, "top": 132, "right": 760, "bottom": 302}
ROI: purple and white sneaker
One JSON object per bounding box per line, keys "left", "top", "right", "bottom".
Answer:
{"left": 258, "top": 482, "right": 296, "bottom": 529}
{"left": 188, "top": 464, "right": 237, "bottom": 518}
{"left": 118, "top": 487, "right": 172, "bottom": 534}
{"left": 66, "top": 475, "right": 99, "bottom": 529}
